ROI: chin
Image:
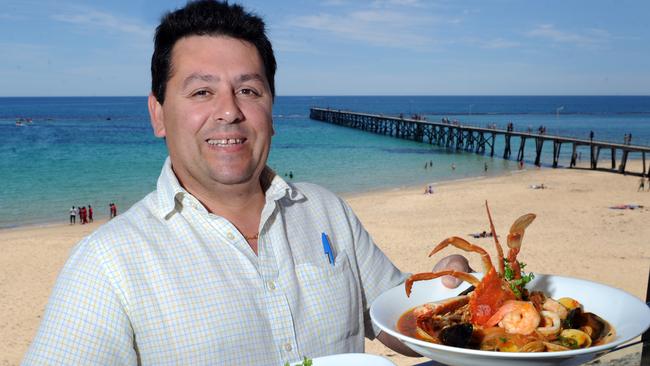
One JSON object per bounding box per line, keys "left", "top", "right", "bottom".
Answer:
{"left": 210, "top": 171, "right": 256, "bottom": 185}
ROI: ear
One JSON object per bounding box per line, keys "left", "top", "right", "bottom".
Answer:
{"left": 148, "top": 93, "right": 166, "bottom": 138}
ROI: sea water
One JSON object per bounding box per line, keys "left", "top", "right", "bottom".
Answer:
{"left": 1, "top": 96, "right": 649, "bottom": 228}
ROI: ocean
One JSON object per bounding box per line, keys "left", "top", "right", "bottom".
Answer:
{"left": 1, "top": 96, "right": 649, "bottom": 229}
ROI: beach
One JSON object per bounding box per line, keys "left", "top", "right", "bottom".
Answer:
{"left": 2, "top": 164, "right": 649, "bottom": 365}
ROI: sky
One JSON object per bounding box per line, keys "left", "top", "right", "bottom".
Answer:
{"left": 1, "top": 0, "right": 649, "bottom": 96}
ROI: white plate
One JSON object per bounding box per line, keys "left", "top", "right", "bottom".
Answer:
{"left": 370, "top": 274, "right": 650, "bottom": 366}
{"left": 292, "top": 353, "right": 395, "bottom": 366}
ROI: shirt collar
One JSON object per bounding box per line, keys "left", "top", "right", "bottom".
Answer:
{"left": 155, "top": 157, "right": 304, "bottom": 220}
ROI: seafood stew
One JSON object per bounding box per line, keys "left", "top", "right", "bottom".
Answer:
{"left": 400, "top": 202, "right": 615, "bottom": 352}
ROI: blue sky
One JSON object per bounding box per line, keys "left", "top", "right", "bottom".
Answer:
{"left": 1, "top": 0, "right": 649, "bottom": 96}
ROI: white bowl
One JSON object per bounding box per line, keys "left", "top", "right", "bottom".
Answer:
{"left": 370, "top": 274, "right": 650, "bottom": 366}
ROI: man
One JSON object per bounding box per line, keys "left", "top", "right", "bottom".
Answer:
{"left": 23, "top": 1, "right": 468, "bottom": 365}
{"left": 88, "top": 204, "right": 94, "bottom": 222}
{"left": 69, "top": 206, "right": 75, "bottom": 224}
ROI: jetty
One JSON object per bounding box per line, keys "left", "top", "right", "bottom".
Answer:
{"left": 309, "top": 107, "right": 650, "bottom": 176}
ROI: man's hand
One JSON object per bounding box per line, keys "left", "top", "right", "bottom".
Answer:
{"left": 432, "top": 254, "right": 473, "bottom": 288}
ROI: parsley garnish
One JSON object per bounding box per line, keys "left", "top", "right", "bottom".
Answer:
{"left": 285, "top": 357, "right": 313, "bottom": 366}
{"left": 503, "top": 259, "right": 534, "bottom": 298}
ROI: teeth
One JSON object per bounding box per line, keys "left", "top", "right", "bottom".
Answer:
{"left": 207, "top": 138, "right": 244, "bottom": 146}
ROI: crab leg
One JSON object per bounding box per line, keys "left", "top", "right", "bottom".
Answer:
{"left": 429, "top": 236, "right": 493, "bottom": 274}
{"left": 485, "top": 201, "right": 505, "bottom": 276}
{"left": 405, "top": 270, "right": 481, "bottom": 297}
{"left": 506, "top": 213, "right": 536, "bottom": 278}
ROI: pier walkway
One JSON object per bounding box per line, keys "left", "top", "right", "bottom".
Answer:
{"left": 310, "top": 107, "right": 650, "bottom": 176}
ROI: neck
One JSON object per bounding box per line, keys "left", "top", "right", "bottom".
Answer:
{"left": 174, "top": 169, "right": 273, "bottom": 256}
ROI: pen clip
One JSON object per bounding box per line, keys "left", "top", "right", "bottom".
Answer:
{"left": 321, "top": 232, "right": 335, "bottom": 266}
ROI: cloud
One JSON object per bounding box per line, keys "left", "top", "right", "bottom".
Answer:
{"left": 50, "top": 6, "right": 152, "bottom": 40}
{"left": 480, "top": 38, "right": 520, "bottom": 49}
{"left": 526, "top": 24, "right": 610, "bottom": 47}
{"left": 371, "top": 0, "right": 427, "bottom": 7}
{"left": 290, "top": 9, "right": 443, "bottom": 50}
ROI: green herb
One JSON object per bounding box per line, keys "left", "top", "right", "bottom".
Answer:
{"left": 284, "top": 356, "right": 313, "bottom": 366}
{"left": 503, "top": 259, "right": 534, "bottom": 298}
{"left": 558, "top": 336, "right": 579, "bottom": 349}
{"left": 499, "top": 337, "right": 508, "bottom": 343}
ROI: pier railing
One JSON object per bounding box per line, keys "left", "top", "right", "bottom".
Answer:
{"left": 309, "top": 107, "right": 650, "bottom": 176}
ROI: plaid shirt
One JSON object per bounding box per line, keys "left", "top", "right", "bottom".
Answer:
{"left": 23, "top": 158, "right": 406, "bottom": 365}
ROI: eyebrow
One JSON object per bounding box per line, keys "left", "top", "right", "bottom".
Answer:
{"left": 182, "top": 73, "right": 219, "bottom": 90}
{"left": 181, "top": 73, "right": 267, "bottom": 90}
{"left": 237, "top": 73, "right": 266, "bottom": 84}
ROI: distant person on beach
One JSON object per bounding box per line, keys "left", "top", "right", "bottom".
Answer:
{"left": 23, "top": 2, "right": 470, "bottom": 365}
{"left": 88, "top": 205, "right": 93, "bottom": 222}
{"left": 451, "top": 163, "right": 456, "bottom": 170}
{"left": 69, "top": 206, "right": 75, "bottom": 224}
{"left": 109, "top": 202, "right": 117, "bottom": 219}
{"left": 589, "top": 130, "right": 594, "bottom": 142}
{"left": 639, "top": 176, "right": 646, "bottom": 192}
{"left": 80, "top": 206, "right": 87, "bottom": 224}
{"left": 484, "top": 162, "right": 488, "bottom": 172}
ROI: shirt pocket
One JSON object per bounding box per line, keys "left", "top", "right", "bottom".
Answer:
{"left": 294, "top": 249, "right": 361, "bottom": 345}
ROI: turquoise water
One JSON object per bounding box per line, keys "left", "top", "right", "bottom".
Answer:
{"left": 1, "top": 96, "right": 649, "bottom": 228}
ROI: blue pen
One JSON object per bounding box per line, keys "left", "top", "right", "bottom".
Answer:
{"left": 321, "top": 232, "right": 335, "bottom": 266}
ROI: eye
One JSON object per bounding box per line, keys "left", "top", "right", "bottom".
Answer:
{"left": 191, "top": 89, "right": 211, "bottom": 98}
{"left": 237, "top": 88, "right": 260, "bottom": 97}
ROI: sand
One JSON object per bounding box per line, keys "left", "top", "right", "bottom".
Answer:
{"left": 1, "top": 163, "right": 649, "bottom": 366}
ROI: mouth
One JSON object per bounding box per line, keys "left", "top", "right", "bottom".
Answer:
{"left": 206, "top": 137, "right": 246, "bottom": 147}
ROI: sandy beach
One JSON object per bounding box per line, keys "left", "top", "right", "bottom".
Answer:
{"left": 2, "top": 163, "right": 649, "bottom": 365}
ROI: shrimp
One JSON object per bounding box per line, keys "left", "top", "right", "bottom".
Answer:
{"left": 484, "top": 300, "right": 540, "bottom": 335}
{"left": 542, "top": 298, "right": 568, "bottom": 320}
{"left": 537, "top": 310, "right": 561, "bottom": 336}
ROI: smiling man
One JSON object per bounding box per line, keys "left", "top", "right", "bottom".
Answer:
{"left": 148, "top": 34, "right": 274, "bottom": 254}
{"left": 23, "top": 1, "right": 467, "bottom": 365}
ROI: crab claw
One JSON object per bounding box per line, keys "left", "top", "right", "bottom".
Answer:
{"left": 430, "top": 236, "right": 493, "bottom": 274}
{"left": 405, "top": 270, "right": 481, "bottom": 297}
{"left": 507, "top": 213, "right": 536, "bottom": 250}
{"left": 506, "top": 213, "right": 536, "bottom": 279}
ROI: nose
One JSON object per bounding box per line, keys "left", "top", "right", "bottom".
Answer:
{"left": 212, "top": 92, "right": 243, "bottom": 123}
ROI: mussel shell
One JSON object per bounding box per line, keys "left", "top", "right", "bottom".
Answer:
{"left": 563, "top": 307, "right": 583, "bottom": 329}
{"left": 440, "top": 323, "right": 474, "bottom": 348}
{"left": 578, "top": 312, "right": 615, "bottom": 345}
{"left": 564, "top": 308, "right": 614, "bottom": 345}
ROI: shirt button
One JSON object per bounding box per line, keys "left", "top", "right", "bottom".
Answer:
{"left": 284, "top": 343, "right": 292, "bottom": 352}
{"left": 226, "top": 232, "right": 235, "bottom": 240}
{"left": 267, "top": 281, "right": 276, "bottom": 291}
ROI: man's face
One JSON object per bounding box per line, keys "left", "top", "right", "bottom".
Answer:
{"left": 148, "top": 35, "right": 274, "bottom": 194}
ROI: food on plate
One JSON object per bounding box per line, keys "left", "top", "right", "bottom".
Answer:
{"left": 285, "top": 356, "right": 312, "bottom": 366}
{"left": 398, "top": 202, "right": 615, "bottom": 352}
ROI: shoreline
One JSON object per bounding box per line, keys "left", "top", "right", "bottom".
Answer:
{"left": 2, "top": 162, "right": 649, "bottom": 366}
{"left": 4, "top": 158, "right": 647, "bottom": 233}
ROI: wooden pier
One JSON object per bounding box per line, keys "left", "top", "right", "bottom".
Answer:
{"left": 310, "top": 107, "right": 650, "bottom": 176}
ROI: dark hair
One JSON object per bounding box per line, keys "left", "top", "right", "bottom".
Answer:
{"left": 151, "top": 0, "right": 276, "bottom": 104}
